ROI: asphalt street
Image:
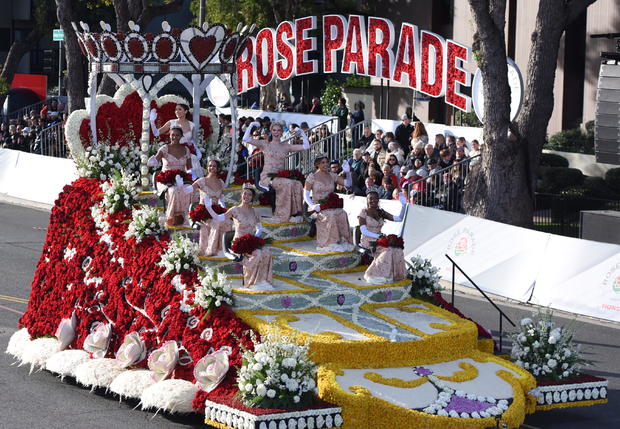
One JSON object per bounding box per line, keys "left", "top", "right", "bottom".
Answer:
{"left": 0, "top": 201, "right": 618, "bottom": 428}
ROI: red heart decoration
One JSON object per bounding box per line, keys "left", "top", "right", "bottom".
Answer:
{"left": 77, "top": 39, "right": 87, "bottom": 57}
{"left": 85, "top": 39, "right": 98, "bottom": 57}
{"left": 102, "top": 37, "right": 118, "bottom": 58}
{"left": 189, "top": 36, "right": 216, "bottom": 63}
{"left": 222, "top": 38, "right": 237, "bottom": 59}
{"left": 127, "top": 38, "right": 145, "bottom": 59}
{"left": 155, "top": 38, "right": 173, "bottom": 59}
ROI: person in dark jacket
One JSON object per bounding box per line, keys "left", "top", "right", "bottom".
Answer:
{"left": 394, "top": 114, "right": 414, "bottom": 154}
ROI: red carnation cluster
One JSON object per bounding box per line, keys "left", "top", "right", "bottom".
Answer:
{"left": 155, "top": 169, "right": 192, "bottom": 186}
{"left": 233, "top": 174, "right": 254, "bottom": 185}
{"left": 268, "top": 169, "right": 305, "bottom": 183}
{"left": 319, "top": 193, "right": 344, "bottom": 211}
{"left": 230, "top": 234, "right": 265, "bottom": 255}
{"left": 376, "top": 234, "right": 404, "bottom": 249}
{"left": 189, "top": 203, "right": 227, "bottom": 223}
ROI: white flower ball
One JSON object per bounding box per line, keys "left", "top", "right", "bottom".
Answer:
{"left": 267, "top": 389, "right": 276, "bottom": 398}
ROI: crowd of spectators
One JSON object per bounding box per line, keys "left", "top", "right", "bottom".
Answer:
{"left": 0, "top": 99, "right": 67, "bottom": 156}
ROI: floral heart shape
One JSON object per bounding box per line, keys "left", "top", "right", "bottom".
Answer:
{"left": 179, "top": 25, "right": 226, "bottom": 71}
{"left": 193, "top": 350, "right": 229, "bottom": 392}
{"left": 153, "top": 33, "right": 177, "bottom": 62}
{"left": 101, "top": 34, "right": 122, "bottom": 61}
{"left": 124, "top": 33, "right": 149, "bottom": 61}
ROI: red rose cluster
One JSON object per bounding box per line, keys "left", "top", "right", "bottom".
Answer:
{"left": 319, "top": 192, "right": 344, "bottom": 211}
{"left": 230, "top": 234, "right": 266, "bottom": 255}
{"left": 189, "top": 203, "right": 227, "bottom": 223}
{"left": 155, "top": 169, "right": 192, "bottom": 186}
{"left": 268, "top": 169, "right": 305, "bottom": 182}
{"left": 376, "top": 234, "right": 404, "bottom": 249}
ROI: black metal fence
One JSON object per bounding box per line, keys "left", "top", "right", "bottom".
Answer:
{"left": 534, "top": 193, "right": 620, "bottom": 237}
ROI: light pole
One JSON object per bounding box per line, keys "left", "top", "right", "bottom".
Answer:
{"left": 199, "top": 0, "right": 206, "bottom": 25}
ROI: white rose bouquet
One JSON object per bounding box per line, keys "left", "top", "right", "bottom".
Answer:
{"left": 157, "top": 234, "right": 199, "bottom": 275}
{"left": 236, "top": 332, "right": 318, "bottom": 409}
{"left": 407, "top": 255, "right": 441, "bottom": 298}
{"left": 124, "top": 205, "right": 164, "bottom": 243}
{"left": 193, "top": 267, "right": 234, "bottom": 312}
{"left": 100, "top": 170, "right": 139, "bottom": 214}
{"left": 76, "top": 141, "right": 145, "bottom": 181}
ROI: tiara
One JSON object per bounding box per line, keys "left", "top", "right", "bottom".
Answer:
{"left": 313, "top": 153, "right": 329, "bottom": 162}
{"left": 242, "top": 182, "right": 257, "bottom": 191}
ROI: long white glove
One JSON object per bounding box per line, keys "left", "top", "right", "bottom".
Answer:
{"left": 193, "top": 143, "right": 202, "bottom": 160}
{"left": 218, "top": 196, "right": 226, "bottom": 209}
{"left": 255, "top": 223, "right": 263, "bottom": 237}
{"left": 187, "top": 169, "right": 197, "bottom": 181}
{"left": 342, "top": 161, "right": 352, "bottom": 188}
{"left": 392, "top": 192, "right": 407, "bottom": 222}
{"left": 297, "top": 127, "right": 310, "bottom": 150}
{"left": 360, "top": 224, "right": 381, "bottom": 239}
{"left": 203, "top": 195, "right": 225, "bottom": 221}
{"left": 175, "top": 174, "right": 183, "bottom": 187}
{"left": 149, "top": 109, "right": 160, "bottom": 137}
{"left": 243, "top": 121, "right": 261, "bottom": 143}
{"left": 304, "top": 189, "right": 321, "bottom": 212}
{"left": 147, "top": 155, "right": 158, "bottom": 167}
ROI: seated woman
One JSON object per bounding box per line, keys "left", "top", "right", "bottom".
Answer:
{"left": 304, "top": 155, "right": 354, "bottom": 252}
{"left": 150, "top": 103, "right": 203, "bottom": 178}
{"left": 148, "top": 126, "right": 193, "bottom": 228}
{"left": 204, "top": 185, "right": 273, "bottom": 290}
{"left": 191, "top": 159, "right": 231, "bottom": 257}
{"left": 358, "top": 190, "right": 408, "bottom": 284}
{"left": 242, "top": 121, "right": 310, "bottom": 223}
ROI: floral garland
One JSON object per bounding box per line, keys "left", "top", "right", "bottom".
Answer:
{"left": 74, "top": 141, "right": 144, "bottom": 181}
{"left": 236, "top": 332, "right": 318, "bottom": 409}
{"left": 376, "top": 234, "right": 404, "bottom": 249}
{"left": 189, "top": 203, "right": 227, "bottom": 223}
{"left": 124, "top": 205, "right": 164, "bottom": 243}
{"left": 510, "top": 309, "right": 588, "bottom": 381}
{"left": 267, "top": 169, "right": 305, "bottom": 183}
{"left": 230, "top": 234, "right": 266, "bottom": 256}
{"left": 408, "top": 255, "right": 441, "bottom": 298}
{"left": 155, "top": 169, "right": 192, "bottom": 186}
{"left": 100, "top": 171, "right": 139, "bottom": 214}
{"left": 157, "top": 234, "right": 200, "bottom": 275}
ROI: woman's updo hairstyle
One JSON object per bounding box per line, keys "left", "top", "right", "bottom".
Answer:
{"left": 177, "top": 103, "right": 190, "bottom": 119}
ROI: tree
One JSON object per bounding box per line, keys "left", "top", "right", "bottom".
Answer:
{"left": 463, "top": 0, "right": 597, "bottom": 227}
{"left": 56, "top": 0, "right": 87, "bottom": 113}
{"left": 0, "top": 0, "right": 56, "bottom": 111}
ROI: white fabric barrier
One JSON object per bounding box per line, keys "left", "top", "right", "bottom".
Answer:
{"left": 216, "top": 108, "right": 337, "bottom": 132}
{"left": 369, "top": 120, "right": 483, "bottom": 145}
{"left": 0, "top": 148, "right": 78, "bottom": 206}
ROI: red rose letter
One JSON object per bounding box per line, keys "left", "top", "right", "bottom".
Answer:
{"left": 236, "top": 37, "right": 256, "bottom": 92}
{"left": 367, "top": 17, "right": 395, "bottom": 79}
{"left": 322, "top": 15, "right": 346, "bottom": 74}
{"left": 446, "top": 40, "right": 471, "bottom": 111}
{"left": 255, "top": 28, "right": 276, "bottom": 86}
{"left": 392, "top": 23, "right": 419, "bottom": 89}
{"left": 420, "top": 31, "right": 446, "bottom": 97}
{"left": 342, "top": 15, "right": 367, "bottom": 75}
{"left": 295, "top": 16, "right": 318, "bottom": 76}
{"left": 276, "top": 21, "right": 295, "bottom": 80}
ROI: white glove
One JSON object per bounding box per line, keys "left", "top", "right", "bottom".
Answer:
{"left": 218, "top": 196, "right": 226, "bottom": 209}
{"left": 175, "top": 174, "right": 183, "bottom": 187}
{"left": 342, "top": 161, "right": 351, "bottom": 173}
{"left": 312, "top": 204, "right": 321, "bottom": 212}
{"left": 242, "top": 122, "right": 256, "bottom": 143}
{"left": 193, "top": 144, "right": 202, "bottom": 160}
{"left": 255, "top": 223, "right": 263, "bottom": 237}
{"left": 203, "top": 195, "right": 212, "bottom": 206}
{"left": 297, "top": 127, "right": 310, "bottom": 149}
{"left": 393, "top": 193, "right": 407, "bottom": 222}
{"left": 303, "top": 189, "right": 315, "bottom": 208}
{"left": 204, "top": 201, "right": 225, "bottom": 221}
{"left": 398, "top": 192, "right": 407, "bottom": 205}
{"left": 360, "top": 224, "right": 380, "bottom": 239}
{"left": 183, "top": 185, "right": 193, "bottom": 194}
{"left": 251, "top": 121, "right": 261, "bottom": 128}
{"left": 147, "top": 155, "right": 158, "bottom": 167}
{"left": 187, "top": 169, "right": 197, "bottom": 181}
{"left": 149, "top": 108, "right": 157, "bottom": 122}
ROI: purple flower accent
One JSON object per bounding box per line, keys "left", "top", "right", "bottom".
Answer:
{"left": 336, "top": 294, "right": 345, "bottom": 306}
{"left": 414, "top": 366, "right": 433, "bottom": 377}
{"left": 289, "top": 261, "right": 297, "bottom": 272}
{"left": 338, "top": 257, "right": 349, "bottom": 267}
{"left": 234, "top": 264, "right": 243, "bottom": 274}
{"left": 281, "top": 296, "right": 292, "bottom": 308}
{"left": 444, "top": 396, "right": 494, "bottom": 414}
{"left": 384, "top": 290, "right": 393, "bottom": 300}
{"left": 149, "top": 198, "right": 159, "bottom": 205}
{"left": 290, "top": 227, "right": 301, "bottom": 236}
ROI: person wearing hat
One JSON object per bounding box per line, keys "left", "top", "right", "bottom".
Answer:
{"left": 394, "top": 114, "right": 414, "bottom": 154}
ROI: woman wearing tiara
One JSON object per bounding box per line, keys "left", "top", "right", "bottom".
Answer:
{"left": 358, "top": 190, "right": 408, "bottom": 284}
{"left": 149, "top": 103, "right": 204, "bottom": 178}
{"left": 147, "top": 126, "right": 193, "bottom": 227}
{"left": 304, "top": 154, "right": 354, "bottom": 252}
{"left": 204, "top": 184, "right": 273, "bottom": 290}
{"left": 242, "top": 121, "right": 310, "bottom": 223}
{"left": 191, "top": 159, "right": 231, "bottom": 257}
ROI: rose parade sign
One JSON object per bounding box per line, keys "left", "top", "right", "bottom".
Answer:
{"left": 236, "top": 15, "right": 473, "bottom": 112}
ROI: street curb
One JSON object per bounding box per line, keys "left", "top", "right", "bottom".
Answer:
{"left": 0, "top": 194, "right": 52, "bottom": 212}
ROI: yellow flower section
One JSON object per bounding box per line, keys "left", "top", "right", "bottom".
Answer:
{"left": 317, "top": 351, "right": 537, "bottom": 429}
{"left": 271, "top": 236, "right": 356, "bottom": 256}
{"left": 231, "top": 275, "right": 322, "bottom": 295}
{"left": 477, "top": 338, "right": 495, "bottom": 354}
{"left": 263, "top": 220, "right": 310, "bottom": 227}
{"left": 363, "top": 372, "right": 429, "bottom": 388}
{"left": 313, "top": 266, "right": 410, "bottom": 290}
{"left": 204, "top": 419, "right": 232, "bottom": 429}
{"left": 436, "top": 362, "right": 478, "bottom": 382}
{"left": 535, "top": 398, "right": 607, "bottom": 411}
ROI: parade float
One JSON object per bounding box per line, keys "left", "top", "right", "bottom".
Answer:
{"left": 6, "top": 18, "right": 607, "bottom": 429}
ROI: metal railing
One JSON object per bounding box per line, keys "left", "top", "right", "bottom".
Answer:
{"left": 32, "top": 122, "right": 67, "bottom": 158}
{"left": 404, "top": 154, "right": 480, "bottom": 212}
{"left": 445, "top": 254, "right": 515, "bottom": 351}
{"left": 5, "top": 100, "right": 46, "bottom": 121}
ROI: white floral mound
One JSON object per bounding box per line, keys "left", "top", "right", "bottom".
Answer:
{"left": 124, "top": 206, "right": 165, "bottom": 243}
{"left": 157, "top": 235, "right": 200, "bottom": 275}
{"left": 408, "top": 255, "right": 442, "bottom": 298}
{"left": 75, "top": 142, "right": 144, "bottom": 182}
{"left": 100, "top": 171, "right": 139, "bottom": 214}
{"left": 237, "top": 333, "right": 318, "bottom": 409}
{"left": 194, "top": 267, "right": 235, "bottom": 311}
{"left": 511, "top": 309, "right": 587, "bottom": 381}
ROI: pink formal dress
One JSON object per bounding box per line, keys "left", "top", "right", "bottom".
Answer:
{"left": 259, "top": 142, "right": 303, "bottom": 222}
{"left": 306, "top": 172, "right": 352, "bottom": 250}
{"left": 194, "top": 177, "right": 231, "bottom": 257}
{"left": 358, "top": 208, "right": 407, "bottom": 284}
{"left": 157, "top": 144, "right": 192, "bottom": 227}
{"left": 227, "top": 206, "right": 273, "bottom": 288}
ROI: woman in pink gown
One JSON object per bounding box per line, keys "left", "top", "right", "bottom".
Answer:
{"left": 192, "top": 159, "right": 231, "bottom": 257}
{"left": 304, "top": 155, "right": 354, "bottom": 252}
{"left": 205, "top": 185, "right": 273, "bottom": 290}
{"left": 148, "top": 127, "right": 193, "bottom": 227}
{"left": 359, "top": 190, "right": 408, "bottom": 284}
{"left": 242, "top": 121, "right": 310, "bottom": 223}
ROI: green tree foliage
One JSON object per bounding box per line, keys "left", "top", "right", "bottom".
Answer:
{"left": 320, "top": 78, "right": 342, "bottom": 116}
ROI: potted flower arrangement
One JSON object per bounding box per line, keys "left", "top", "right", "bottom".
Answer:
{"left": 510, "top": 309, "right": 607, "bottom": 410}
